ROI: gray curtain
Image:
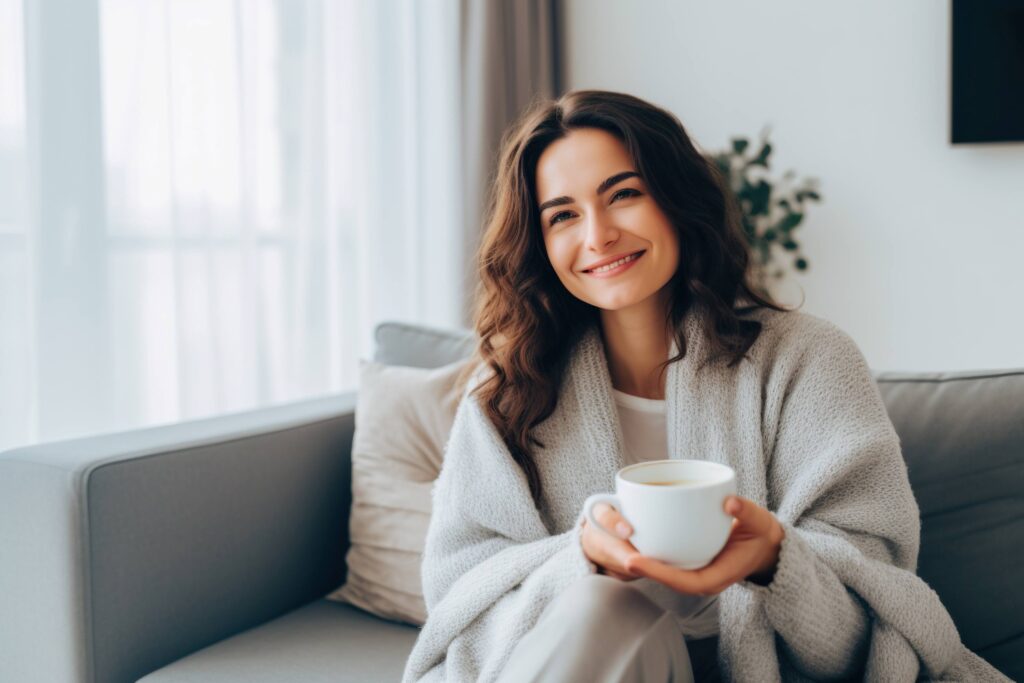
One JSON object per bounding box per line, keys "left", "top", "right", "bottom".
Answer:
{"left": 458, "top": 0, "right": 564, "bottom": 327}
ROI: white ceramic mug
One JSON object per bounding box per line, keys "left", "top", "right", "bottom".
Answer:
{"left": 583, "top": 459, "right": 737, "bottom": 569}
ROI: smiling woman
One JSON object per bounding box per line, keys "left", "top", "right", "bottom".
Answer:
{"left": 402, "top": 89, "right": 1006, "bottom": 683}
{"left": 404, "top": 90, "right": 793, "bottom": 682}
{"left": 468, "top": 90, "right": 786, "bottom": 504}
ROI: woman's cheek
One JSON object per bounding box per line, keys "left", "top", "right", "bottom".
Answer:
{"left": 546, "top": 237, "right": 573, "bottom": 277}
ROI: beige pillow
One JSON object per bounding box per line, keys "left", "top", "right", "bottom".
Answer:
{"left": 327, "top": 357, "right": 472, "bottom": 625}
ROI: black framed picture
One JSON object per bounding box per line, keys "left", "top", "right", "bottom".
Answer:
{"left": 951, "top": 0, "right": 1024, "bottom": 144}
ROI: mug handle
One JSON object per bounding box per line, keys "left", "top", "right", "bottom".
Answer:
{"left": 583, "top": 493, "right": 625, "bottom": 539}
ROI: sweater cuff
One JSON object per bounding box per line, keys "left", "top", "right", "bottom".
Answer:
{"left": 740, "top": 519, "right": 846, "bottom": 635}
{"left": 739, "top": 519, "right": 807, "bottom": 603}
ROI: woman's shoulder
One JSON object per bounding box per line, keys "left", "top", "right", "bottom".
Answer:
{"left": 741, "top": 305, "right": 846, "bottom": 336}
{"left": 738, "top": 306, "right": 862, "bottom": 364}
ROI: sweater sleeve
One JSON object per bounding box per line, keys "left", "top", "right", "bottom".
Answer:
{"left": 743, "top": 320, "right": 921, "bottom": 680}
{"left": 401, "top": 389, "right": 597, "bottom": 683}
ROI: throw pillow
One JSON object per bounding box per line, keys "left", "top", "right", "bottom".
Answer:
{"left": 327, "top": 357, "right": 473, "bottom": 625}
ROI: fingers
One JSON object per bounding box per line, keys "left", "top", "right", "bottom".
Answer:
{"left": 723, "top": 495, "right": 775, "bottom": 537}
{"left": 626, "top": 555, "right": 729, "bottom": 595}
{"left": 581, "top": 509, "right": 643, "bottom": 581}
{"left": 593, "top": 502, "right": 632, "bottom": 538}
{"left": 602, "top": 567, "right": 635, "bottom": 581}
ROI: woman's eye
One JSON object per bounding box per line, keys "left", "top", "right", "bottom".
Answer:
{"left": 548, "top": 190, "right": 640, "bottom": 227}
{"left": 550, "top": 211, "right": 572, "bottom": 226}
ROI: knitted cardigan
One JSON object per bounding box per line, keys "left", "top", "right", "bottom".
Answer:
{"left": 401, "top": 306, "right": 1010, "bottom": 683}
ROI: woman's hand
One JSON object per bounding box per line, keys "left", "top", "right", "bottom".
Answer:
{"left": 626, "top": 495, "right": 785, "bottom": 595}
{"left": 580, "top": 503, "right": 645, "bottom": 581}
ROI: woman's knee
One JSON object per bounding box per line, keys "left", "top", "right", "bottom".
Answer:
{"left": 501, "top": 576, "right": 691, "bottom": 683}
{"left": 551, "top": 574, "right": 663, "bottom": 626}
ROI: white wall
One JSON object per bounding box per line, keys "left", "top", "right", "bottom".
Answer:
{"left": 562, "top": 0, "right": 1024, "bottom": 372}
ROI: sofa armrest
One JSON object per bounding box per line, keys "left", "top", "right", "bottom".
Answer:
{"left": 0, "top": 392, "right": 357, "bottom": 683}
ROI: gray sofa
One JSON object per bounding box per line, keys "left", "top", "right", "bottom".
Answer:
{"left": 1, "top": 320, "right": 1021, "bottom": 683}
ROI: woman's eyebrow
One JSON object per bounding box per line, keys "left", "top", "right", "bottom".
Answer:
{"left": 538, "top": 171, "right": 641, "bottom": 213}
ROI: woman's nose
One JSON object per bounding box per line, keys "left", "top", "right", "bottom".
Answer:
{"left": 582, "top": 210, "right": 619, "bottom": 251}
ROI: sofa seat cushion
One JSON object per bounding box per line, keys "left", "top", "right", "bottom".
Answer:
{"left": 138, "top": 600, "right": 417, "bottom": 683}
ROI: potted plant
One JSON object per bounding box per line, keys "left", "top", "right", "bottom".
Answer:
{"left": 707, "top": 126, "right": 821, "bottom": 297}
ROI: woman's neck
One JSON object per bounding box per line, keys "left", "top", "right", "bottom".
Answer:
{"left": 598, "top": 311, "right": 674, "bottom": 400}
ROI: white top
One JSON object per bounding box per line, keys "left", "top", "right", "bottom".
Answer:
{"left": 612, "top": 388, "right": 669, "bottom": 466}
{"left": 612, "top": 388, "right": 720, "bottom": 640}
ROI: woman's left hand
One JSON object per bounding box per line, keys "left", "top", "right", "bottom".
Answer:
{"left": 625, "top": 495, "right": 785, "bottom": 595}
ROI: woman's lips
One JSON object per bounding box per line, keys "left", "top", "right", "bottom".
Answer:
{"left": 583, "top": 250, "right": 645, "bottom": 278}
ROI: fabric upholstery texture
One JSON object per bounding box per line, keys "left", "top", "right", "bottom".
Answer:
{"left": 136, "top": 600, "right": 417, "bottom": 683}
{"left": 327, "top": 359, "right": 470, "bottom": 625}
{"left": 373, "top": 320, "right": 474, "bottom": 368}
{"left": 0, "top": 392, "right": 358, "bottom": 683}
{"left": 876, "top": 369, "right": 1024, "bottom": 676}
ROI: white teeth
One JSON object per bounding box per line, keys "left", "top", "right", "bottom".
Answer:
{"left": 590, "top": 252, "right": 641, "bottom": 273}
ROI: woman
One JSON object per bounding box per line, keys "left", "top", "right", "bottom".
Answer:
{"left": 401, "top": 90, "right": 1007, "bottom": 682}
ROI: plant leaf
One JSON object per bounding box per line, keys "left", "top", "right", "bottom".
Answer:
{"left": 782, "top": 240, "right": 799, "bottom": 251}
{"left": 748, "top": 142, "right": 772, "bottom": 168}
{"left": 732, "top": 138, "right": 749, "bottom": 155}
{"left": 741, "top": 179, "right": 771, "bottom": 216}
{"left": 777, "top": 212, "right": 804, "bottom": 232}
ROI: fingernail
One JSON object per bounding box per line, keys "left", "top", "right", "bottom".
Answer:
{"left": 616, "top": 522, "right": 632, "bottom": 537}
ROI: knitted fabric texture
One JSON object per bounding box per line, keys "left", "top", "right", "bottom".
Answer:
{"left": 400, "top": 307, "right": 1010, "bottom": 683}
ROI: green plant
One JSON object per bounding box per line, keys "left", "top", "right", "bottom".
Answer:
{"left": 707, "top": 126, "right": 821, "bottom": 295}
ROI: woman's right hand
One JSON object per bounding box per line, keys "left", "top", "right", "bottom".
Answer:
{"left": 581, "top": 503, "right": 645, "bottom": 581}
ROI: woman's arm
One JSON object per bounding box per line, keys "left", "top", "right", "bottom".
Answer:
{"left": 742, "top": 520, "right": 872, "bottom": 678}
{"left": 746, "top": 321, "right": 920, "bottom": 679}
{"left": 401, "top": 390, "right": 596, "bottom": 683}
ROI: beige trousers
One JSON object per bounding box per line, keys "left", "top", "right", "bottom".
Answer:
{"left": 495, "top": 574, "right": 719, "bottom": 683}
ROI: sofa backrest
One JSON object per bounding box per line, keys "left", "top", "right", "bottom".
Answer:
{"left": 874, "top": 369, "right": 1023, "bottom": 678}
{"left": 373, "top": 321, "right": 1024, "bottom": 680}
{"left": 374, "top": 321, "right": 475, "bottom": 368}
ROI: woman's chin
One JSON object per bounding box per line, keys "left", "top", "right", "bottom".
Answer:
{"left": 584, "top": 287, "right": 669, "bottom": 314}
{"left": 590, "top": 296, "right": 647, "bottom": 312}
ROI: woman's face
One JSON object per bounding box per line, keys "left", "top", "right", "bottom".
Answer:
{"left": 535, "top": 127, "right": 680, "bottom": 315}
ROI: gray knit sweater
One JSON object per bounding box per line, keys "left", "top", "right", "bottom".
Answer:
{"left": 401, "top": 306, "right": 1010, "bottom": 682}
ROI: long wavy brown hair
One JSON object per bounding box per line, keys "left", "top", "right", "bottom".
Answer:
{"left": 461, "top": 89, "right": 792, "bottom": 508}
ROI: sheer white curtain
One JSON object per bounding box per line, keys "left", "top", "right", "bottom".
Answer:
{"left": 0, "top": 0, "right": 464, "bottom": 452}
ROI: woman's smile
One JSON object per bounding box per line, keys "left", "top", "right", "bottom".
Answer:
{"left": 583, "top": 250, "right": 645, "bottom": 278}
